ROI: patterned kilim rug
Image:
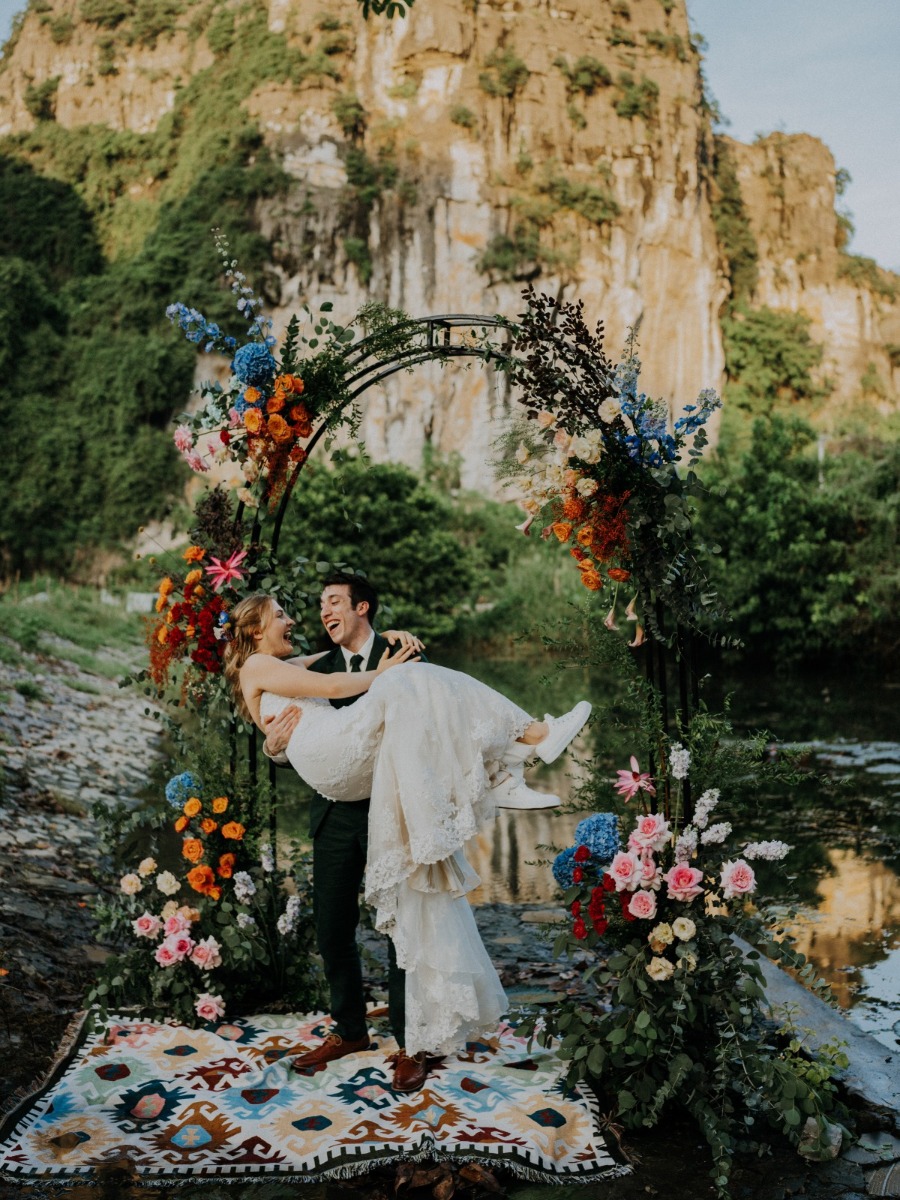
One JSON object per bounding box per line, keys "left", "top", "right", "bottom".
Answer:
{"left": 0, "top": 1012, "right": 629, "bottom": 1187}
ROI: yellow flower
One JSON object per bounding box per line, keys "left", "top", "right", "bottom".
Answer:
{"left": 185, "top": 569, "right": 203, "bottom": 586}
{"left": 183, "top": 546, "right": 205, "bottom": 563}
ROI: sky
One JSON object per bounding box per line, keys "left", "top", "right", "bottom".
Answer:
{"left": 0, "top": 0, "right": 896, "bottom": 271}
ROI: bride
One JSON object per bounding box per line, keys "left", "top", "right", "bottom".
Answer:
{"left": 225, "top": 593, "right": 591, "bottom": 1056}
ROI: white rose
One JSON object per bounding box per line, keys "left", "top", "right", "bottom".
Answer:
{"left": 598, "top": 399, "right": 620, "bottom": 423}
{"left": 137, "top": 857, "right": 157, "bottom": 877}
{"left": 575, "top": 477, "right": 599, "bottom": 498}
{"left": 672, "top": 917, "right": 696, "bottom": 941}
{"left": 160, "top": 900, "right": 179, "bottom": 918}
{"left": 679, "top": 951, "right": 698, "bottom": 972}
{"left": 646, "top": 956, "right": 675, "bottom": 982}
{"left": 648, "top": 922, "right": 674, "bottom": 946}
{"left": 156, "top": 871, "right": 180, "bottom": 896}
{"left": 119, "top": 873, "right": 142, "bottom": 895}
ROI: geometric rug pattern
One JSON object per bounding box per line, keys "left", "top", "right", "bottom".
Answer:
{"left": 0, "top": 1013, "right": 629, "bottom": 1185}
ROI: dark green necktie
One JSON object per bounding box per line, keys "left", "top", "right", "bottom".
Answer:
{"left": 349, "top": 654, "right": 364, "bottom": 672}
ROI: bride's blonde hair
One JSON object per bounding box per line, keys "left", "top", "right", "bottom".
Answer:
{"left": 223, "top": 593, "right": 275, "bottom": 723}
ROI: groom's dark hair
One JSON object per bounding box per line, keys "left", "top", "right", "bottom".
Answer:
{"left": 322, "top": 571, "right": 379, "bottom": 623}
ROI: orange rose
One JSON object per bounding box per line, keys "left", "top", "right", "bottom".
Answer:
{"left": 267, "top": 414, "right": 292, "bottom": 444}
{"left": 211, "top": 796, "right": 229, "bottom": 814}
{"left": 207, "top": 885, "right": 222, "bottom": 902}
{"left": 200, "top": 818, "right": 218, "bottom": 834}
{"left": 608, "top": 567, "right": 631, "bottom": 583}
{"left": 289, "top": 446, "right": 307, "bottom": 465}
{"left": 244, "top": 387, "right": 262, "bottom": 405}
{"left": 184, "top": 569, "right": 202, "bottom": 586}
{"left": 276, "top": 374, "right": 304, "bottom": 395}
{"left": 221, "top": 821, "right": 246, "bottom": 841}
{"left": 244, "top": 408, "right": 264, "bottom": 434}
{"left": 156, "top": 625, "right": 169, "bottom": 644}
{"left": 174, "top": 814, "right": 188, "bottom": 833}
{"left": 187, "top": 864, "right": 216, "bottom": 894}
{"left": 266, "top": 394, "right": 285, "bottom": 413}
{"left": 576, "top": 526, "right": 595, "bottom": 547}
{"left": 183, "top": 545, "right": 205, "bottom": 563}
{"left": 551, "top": 522, "right": 572, "bottom": 543}
{"left": 182, "top": 838, "right": 204, "bottom": 863}
{"left": 580, "top": 569, "right": 604, "bottom": 592}
{"left": 217, "top": 852, "right": 236, "bottom": 879}
{"left": 290, "top": 404, "right": 312, "bottom": 438}
{"left": 183, "top": 798, "right": 202, "bottom": 818}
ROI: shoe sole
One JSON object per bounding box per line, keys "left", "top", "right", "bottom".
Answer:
{"left": 537, "top": 701, "right": 592, "bottom": 764}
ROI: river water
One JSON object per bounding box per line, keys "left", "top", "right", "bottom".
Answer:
{"left": 279, "top": 654, "right": 899, "bottom": 1050}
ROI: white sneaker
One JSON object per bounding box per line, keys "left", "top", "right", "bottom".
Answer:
{"left": 491, "top": 773, "right": 561, "bottom": 810}
{"left": 535, "top": 701, "right": 592, "bottom": 764}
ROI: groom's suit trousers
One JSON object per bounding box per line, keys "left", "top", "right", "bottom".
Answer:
{"left": 308, "top": 636, "right": 407, "bottom": 1046}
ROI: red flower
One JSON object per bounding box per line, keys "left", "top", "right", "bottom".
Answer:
{"left": 602, "top": 873, "right": 616, "bottom": 892}
{"left": 574, "top": 845, "right": 591, "bottom": 863}
{"left": 593, "top": 917, "right": 609, "bottom": 936}
{"left": 573, "top": 917, "right": 588, "bottom": 940}
{"left": 570, "top": 900, "right": 582, "bottom": 917}
{"left": 619, "top": 891, "right": 637, "bottom": 921}
{"left": 220, "top": 430, "right": 231, "bottom": 446}
{"left": 573, "top": 867, "right": 583, "bottom": 883}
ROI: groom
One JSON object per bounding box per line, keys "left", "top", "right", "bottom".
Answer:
{"left": 263, "top": 571, "right": 431, "bottom": 1093}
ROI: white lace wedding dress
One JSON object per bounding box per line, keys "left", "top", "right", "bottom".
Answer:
{"left": 259, "top": 662, "right": 533, "bottom": 1054}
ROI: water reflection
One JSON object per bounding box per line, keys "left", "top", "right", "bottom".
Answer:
{"left": 787, "top": 848, "right": 900, "bottom": 1047}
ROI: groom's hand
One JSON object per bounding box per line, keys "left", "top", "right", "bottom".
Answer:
{"left": 263, "top": 705, "right": 302, "bottom": 757}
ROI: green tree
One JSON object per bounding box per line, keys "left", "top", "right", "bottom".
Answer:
{"left": 275, "top": 459, "right": 484, "bottom": 642}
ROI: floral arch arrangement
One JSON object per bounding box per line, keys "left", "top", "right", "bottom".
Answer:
{"left": 94, "top": 235, "right": 848, "bottom": 1196}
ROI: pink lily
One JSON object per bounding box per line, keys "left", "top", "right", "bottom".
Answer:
{"left": 604, "top": 605, "right": 620, "bottom": 631}
{"left": 515, "top": 515, "right": 535, "bottom": 536}
{"left": 205, "top": 549, "right": 248, "bottom": 592}
{"left": 614, "top": 756, "right": 656, "bottom": 801}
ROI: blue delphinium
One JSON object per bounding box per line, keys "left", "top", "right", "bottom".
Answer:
{"left": 165, "top": 772, "right": 202, "bottom": 809}
{"left": 232, "top": 342, "right": 277, "bottom": 387}
{"left": 552, "top": 846, "right": 578, "bottom": 890}
{"left": 574, "top": 813, "right": 620, "bottom": 864}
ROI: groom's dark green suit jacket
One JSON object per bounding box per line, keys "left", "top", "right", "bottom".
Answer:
{"left": 305, "top": 631, "right": 395, "bottom": 837}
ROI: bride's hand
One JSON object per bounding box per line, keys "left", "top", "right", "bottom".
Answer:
{"left": 376, "top": 643, "right": 420, "bottom": 672}
{"left": 383, "top": 629, "right": 426, "bottom": 654}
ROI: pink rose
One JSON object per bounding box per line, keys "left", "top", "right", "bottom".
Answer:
{"left": 170, "top": 933, "right": 195, "bottom": 960}
{"left": 720, "top": 859, "right": 756, "bottom": 900}
{"left": 664, "top": 862, "right": 704, "bottom": 903}
{"left": 132, "top": 912, "right": 162, "bottom": 939}
{"left": 191, "top": 936, "right": 222, "bottom": 971}
{"left": 183, "top": 450, "right": 209, "bottom": 473}
{"left": 630, "top": 812, "right": 671, "bottom": 853}
{"left": 609, "top": 850, "right": 642, "bottom": 892}
{"left": 173, "top": 424, "right": 194, "bottom": 452}
{"left": 164, "top": 913, "right": 191, "bottom": 937}
{"left": 639, "top": 854, "right": 663, "bottom": 891}
{"left": 627, "top": 889, "right": 658, "bottom": 920}
{"left": 154, "top": 942, "right": 179, "bottom": 968}
{"left": 195, "top": 992, "right": 226, "bottom": 1022}
{"left": 228, "top": 406, "right": 243, "bottom": 429}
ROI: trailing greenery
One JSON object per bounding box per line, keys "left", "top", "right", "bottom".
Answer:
{"left": 478, "top": 46, "right": 530, "bottom": 99}
{"left": 699, "top": 416, "right": 900, "bottom": 660}
{"left": 554, "top": 55, "right": 612, "bottom": 96}
{"left": 614, "top": 72, "right": 659, "bottom": 122}
{"left": 710, "top": 136, "right": 759, "bottom": 306}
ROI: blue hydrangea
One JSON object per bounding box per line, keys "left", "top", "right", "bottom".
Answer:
{"left": 232, "top": 342, "right": 276, "bottom": 386}
{"left": 552, "top": 846, "right": 578, "bottom": 890}
{"left": 574, "top": 813, "right": 620, "bottom": 864}
{"left": 165, "top": 771, "right": 202, "bottom": 809}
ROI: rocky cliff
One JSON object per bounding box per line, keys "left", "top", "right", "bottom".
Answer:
{"left": 1, "top": 0, "right": 896, "bottom": 485}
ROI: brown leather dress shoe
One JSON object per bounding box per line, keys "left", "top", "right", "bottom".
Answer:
{"left": 390, "top": 1050, "right": 429, "bottom": 1093}
{"left": 290, "top": 1033, "right": 369, "bottom": 1073}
